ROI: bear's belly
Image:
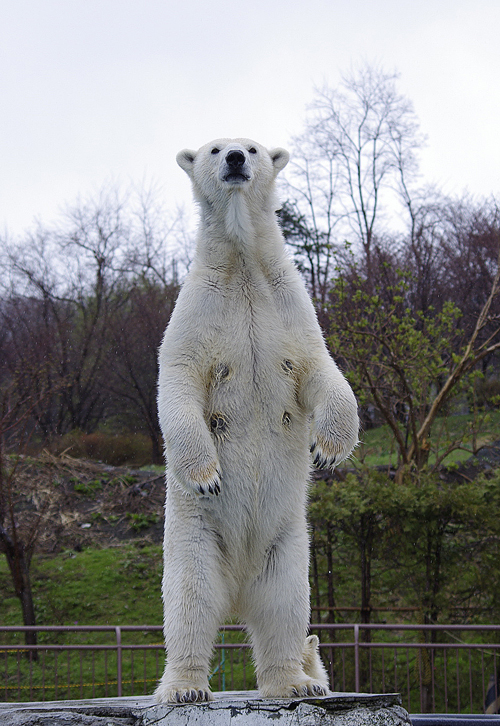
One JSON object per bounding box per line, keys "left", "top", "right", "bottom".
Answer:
{"left": 206, "top": 350, "right": 307, "bottom": 463}
{"left": 197, "top": 353, "right": 310, "bottom": 559}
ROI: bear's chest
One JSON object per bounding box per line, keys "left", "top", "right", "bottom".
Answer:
{"left": 197, "top": 277, "right": 306, "bottom": 437}
{"left": 203, "top": 275, "right": 301, "bottom": 381}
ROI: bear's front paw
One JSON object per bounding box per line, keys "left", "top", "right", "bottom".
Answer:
{"left": 309, "top": 427, "right": 358, "bottom": 470}
{"left": 310, "top": 397, "right": 359, "bottom": 470}
{"left": 310, "top": 438, "right": 339, "bottom": 470}
{"left": 174, "top": 459, "right": 222, "bottom": 497}
{"left": 190, "top": 462, "right": 222, "bottom": 497}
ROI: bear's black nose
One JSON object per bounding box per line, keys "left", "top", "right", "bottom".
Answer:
{"left": 226, "top": 150, "right": 246, "bottom": 169}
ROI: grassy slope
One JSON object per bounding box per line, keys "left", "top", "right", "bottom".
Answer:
{"left": 2, "top": 410, "right": 498, "bottom": 630}
{"left": 0, "top": 544, "right": 163, "bottom": 630}
{"left": 1, "top": 413, "right": 498, "bottom": 703}
{"left": 352, "top": 409, "right": 500, "bottom": 468}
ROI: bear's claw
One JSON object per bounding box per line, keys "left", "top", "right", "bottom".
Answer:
{"left": 312, "top": 683, "right": 328, "bottom": 696}
{"left": 261, "top": 679, "right": 330, "bottom": 699}
{"left": 310, "top": 444, "right": 337, "bottom": 470}
{"left": 156, "top": 685, "right": 213, "bottom": 703}
{"left": 194, "top": 468, "right": 222, "bottom": 497}
{"left": 177, "top": 688, "right": 208, "bottom": 702}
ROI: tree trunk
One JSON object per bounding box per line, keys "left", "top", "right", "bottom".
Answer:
{"left": 0, "top": 527, "right": 38, "bottom": 658}
{"left": 360, "top": 516, "right": 373, "bottom": 642}
{"left": 325, "top": 524, "right": 336, "bottom": 626}
{"left": 151, "top": 430, "right": 163, "bottom": 465}
{"left": 358, "top": 516, "right": 373, "bottom": 691}
{"left": 310, "top": 527, "right": 322, "bottom": 621}
{"left": 324, "top": 523, "right": 337, "bottom": 687}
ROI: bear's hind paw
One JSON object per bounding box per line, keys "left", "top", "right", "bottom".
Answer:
{"left": 154, "top": 684, "right": 214, "bottom": 704}
{"left": 290, "top": 682, "right": 329, "bottom": 697}
{"left": 259, "top": 675, "right": 331, "bottom": 699}
{"left": 176, "top": 688, "right": 213, "bottom": 703}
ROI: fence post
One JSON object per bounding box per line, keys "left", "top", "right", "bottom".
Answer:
{"left": 354, "top": 624, "right": 360, "bottom": 693}
{"left": 115, "top": 626, "right": 122, "bottom": 697}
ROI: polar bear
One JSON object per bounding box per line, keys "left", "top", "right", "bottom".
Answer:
{"left": 154, "top": 138, "right": 358, "bottom": 704}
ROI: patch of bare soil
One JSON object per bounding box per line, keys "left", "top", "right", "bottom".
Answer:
{"left": 5, "top": 452, "right": 166, "bottom": 555}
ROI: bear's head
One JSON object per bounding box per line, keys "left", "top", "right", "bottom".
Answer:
{"left": 176, "top": 139, "right": 289, "bottom": 207}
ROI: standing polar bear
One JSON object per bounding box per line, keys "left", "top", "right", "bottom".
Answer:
{"left": 155, "top": 138, "right": 358, "bottom": 704}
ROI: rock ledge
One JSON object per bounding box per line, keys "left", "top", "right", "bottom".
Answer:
{"left": 0, "top": 690, "right": 411, "bottom": 725}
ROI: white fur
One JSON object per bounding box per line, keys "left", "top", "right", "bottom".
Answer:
{"left": 155, "top": 138, "right": 358, "bottom": 704}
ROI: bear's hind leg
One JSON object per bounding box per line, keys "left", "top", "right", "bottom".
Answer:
{"left": 154, "top": 516, "right": 230, "bottom": 704}
{"left": 242, "top": 523, "right": 330, "bottom": 698}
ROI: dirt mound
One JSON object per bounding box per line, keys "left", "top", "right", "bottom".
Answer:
{"left": 4, "top": 452, "right": 166, "bottom": 555}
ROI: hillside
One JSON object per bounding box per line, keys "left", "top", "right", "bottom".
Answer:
{"left": 2, "top": 434, "right": 500, "bottom": 630}
{"left": 2, "top": 451, "right": 165, "bottom": 555}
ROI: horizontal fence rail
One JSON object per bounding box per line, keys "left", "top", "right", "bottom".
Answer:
{"left": 1, "top": 624, "right": 499, "bottom": 714}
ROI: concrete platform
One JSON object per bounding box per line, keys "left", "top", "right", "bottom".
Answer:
{"left": 0, "top": 690, "right": 411, "bottom": 725}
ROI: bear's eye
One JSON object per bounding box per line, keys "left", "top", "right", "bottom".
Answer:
{"left": 211, "top": 147, "right": 220, "bottom": 155}
{"left": 248, "top": 147, "right": 257, "bottom": 154}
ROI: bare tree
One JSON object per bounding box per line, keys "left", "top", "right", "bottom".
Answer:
{"left": 283, "top": 63, "right": 425, "bottom": 298}
{"left": 0, "top": 369, "right": 66, "bottom": 653}
{"left": 1, "top": 183, "right": 191, "bottom": 441}
{"left": 105, "top": 278, "right": 179, "bottom": 463}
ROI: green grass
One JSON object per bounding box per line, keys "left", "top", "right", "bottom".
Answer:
{"left": 2, "top": 410, "right": 498, "bottom": 703}
{"left": 0, "top": 545, "right": 255, "bottom": 701}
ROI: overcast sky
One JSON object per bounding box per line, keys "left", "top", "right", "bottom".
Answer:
{"left": 1, "top": 0, "right": 499, "bottom": 236}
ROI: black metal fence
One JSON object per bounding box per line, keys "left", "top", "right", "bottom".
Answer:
{"left": 1, "top": 623, "right": 499, "bottom": 714}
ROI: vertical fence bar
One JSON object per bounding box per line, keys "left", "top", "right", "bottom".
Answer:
{"left": 115, "top": 626, "right": 122, "bottom": 697}
{"left": 79, "top": 650, "right": 83, "bottom": 699}
{"left": 419, "top": 649, "right": 423, "bottom": 713}
{"left": 354, "top": 624, "right": 360, "bottom": 692}
{"left": 431, "top": 648, "right": 435, "bottom": 713}
{"left": 131, "top": 648, "right": 135, "bottom": 695}
{"left": 16, "top": 650, "right": 21, "bottom": 700}
{"left": 67, "top": 649, "right": 71, "bottom": 698}
{"left": 481, "top": 650, "right": 486, "bottom": 709}
{"left": 328, "top": 646, "right": 334, "bottom": 691}
{"left": 29, "top": 650, "right": 33, "bottom": 700}
{"left": 54, "top": 651, "right": 58, "bottom": 700}
{"left": 105, "top": 649, "right": 108, "bottom": 697}
{"left": 468, "top": 648, "right": 472, "bottom": 713}
{"left": 92, "top": 650, "right": 95, "bottom": 698}
{"left": 3, "top": 652, "right": 7, "bottom": 701}
{"left": 229, "top": 648, "right": 234, "bottom": 691}
{"left": 444, "top": 647, "right": 448, "bottom": 714}
{"left": 406, "top": 649, "right": 410, "bottom": 713}
{"left": 42, "top": 649, "right": 46, "bottom": 701}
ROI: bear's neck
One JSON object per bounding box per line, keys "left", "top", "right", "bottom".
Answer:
{"left": 196, "top": 191, "right": 285, "bottom": 273}
{"left": 224, "top": 191, "right": 253, "bottom": 245}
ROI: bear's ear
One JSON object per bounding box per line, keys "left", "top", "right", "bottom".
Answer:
{"left": 269, "top": 148, "right": 290, "bottom": 174}
{"left": 176, "top": 149, "right": 197, "bottom": 176}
